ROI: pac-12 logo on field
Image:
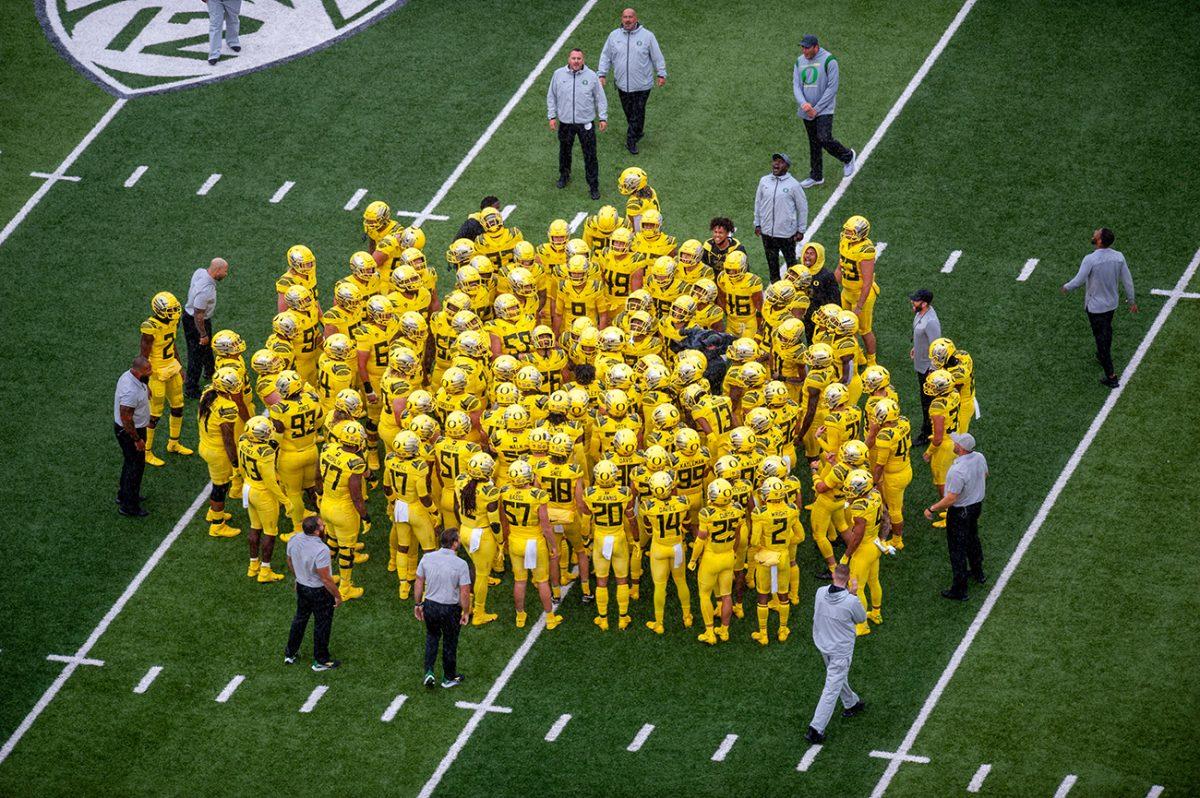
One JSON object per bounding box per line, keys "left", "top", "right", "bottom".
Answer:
{"left": 36, "top": 0, "right": 405, "bottom": 98}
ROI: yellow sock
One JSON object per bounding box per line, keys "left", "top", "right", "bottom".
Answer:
{"left": 595, "top": 586, "right": 609, "bottom": 616}
{"left": 145, "top": 427, "right": 157, "bottom": 451}
{"left": 699, "top": 590, "right": 715, "bottom": 629}
{"left": 777, "top": 603, "right": 790, "bottom": 627}
{"left": 339, "top": 565, "right": 353, "bottom": 588}
{"left": 168, "top": 414, "right": 182, "bottom": 440}
{"left": 630, "top": 545, "right": 642, "bottom": 581}
{"left": 406, "top": 547, "right": 419, "bottom": 579}
{"left": 205, "top": 508, "right": 221, "bottom": 523}
{"left": 789, "top": 564, "right": 800, "bottom": 602}
{"left": 653, "top": 582, "right": 666, "bottom": 625}
{"left": 616, "top": 584, "right": 629, "bottom": 616}
{"left": 814, "top": 532, "right": 834, "bottom": 561}
{"left": 675, "top": 574, "right": 692, "bottom": 618}
{"left": 757, "top": 604, "right": 769, "bottom": 634}
{"left": 473, "top": 571, "right": 489, "bottom": 613}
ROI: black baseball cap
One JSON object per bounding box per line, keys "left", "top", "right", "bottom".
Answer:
{"left": 800, "top": 34, "right": 819, "bottom": 48}
{"left": 909, "top": 288, "right": 933, "bottom": 303}
{"left": 771, "top": 152, "right": 792, "bottom": 166}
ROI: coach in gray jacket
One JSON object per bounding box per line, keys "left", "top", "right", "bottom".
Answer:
{"left": 753, "top": 153, "right": 808, "bottom": 282}
{"left": 793, "top": 34, "right": 856, "bottom": 188}
{"left": 806, "top": 564, "right": 867, "bottom": 744}
{"left": 548, "top": 48, "right": 608, "bottom": 200}
{"left": 1060, "top": 227, "right": 1137, "bottom": 388}
{"left": 598, "top": 8, "right": 666, "bottom": 155}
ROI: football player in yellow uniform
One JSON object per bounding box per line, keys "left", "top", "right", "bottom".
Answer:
{"left": 535, "top": 433, "right": 591, "bottom": 601}
{"left": 676, "top": 238, "right": 714, "bottom": 282}
{"left": 435, "top": 367, "right": 485, "bottom": 442}
{"left": 140, "top": 292, "right": 193, "bottom": 467}
{"left": 761, "top": 280, "right": 801, "bottom": 347}
{"left": 923, "top": 369, "right": 961, "bottom": 526}
{"left": 842, "top": 469, "right": 888, "bottom": 634}
{"left": 428, "top": 291, "right": 471, "bottom": 389}
{"left": 716, "top": 251, "right": 764, "bottom": 338}
{"left": 836, "top": 215, "right": 880, "bottom": 365}
{"left": 645, "top": 255, "right": 685, "bottom": 318}
{"left": 797, "top": 343, "right": 838, "bottom": 460}
{"left": 687, "top": 278, "right": 725, "bottom": 330}
{"left": 489, "top": 404, "right": 532, "bottom": 484}
{"left": 474, "top": 206, "right": 523, "bottom": 269}
{"left": 582, "top": 459, "right": 635, "bottom": 630}
{"left": 500, "top": 460, "right": 563, "bottom": 629}
{"left": 673, "top": 427, "right": 709, "bottom": 531}
{"left": 869, "top": 398, "right": 912, "bottom": 550}
{"left": 631, "top": 208, "right": 676, "bottom": 260}
{"left": 691, "top": 478, "right": 743, "bottom": 644}
{"left": 930, "top": 337, "right": 976, "bottom": 433}
{"left": 487, "top": 294, "right": 536, "bottom": 357}
{"left": 811, "top": 440, "right": 864, "bottom": 574}
{"left": 197, "top": 368, "right": 243, "bottom": 537}
{"left": 505, "top": 262, "right": 543, "bottom": 321}
{"left": 861, "top": 364, "right": 900, "bottom": 425}
{"left": 524, "top": 325, "right": 571, "bottom": 394}
{"left": 640, "top": 471, "right": 693, "bottom": 634}
{"left": 680, "top": 383, "right": 734, "bottom": 463}
{"left": 211, "top": 329, "right": 254, "bottom": 415}
{"left": 721, "top": 336, "right": 759, "bottom": 409}
{"left": 537, "top": 219, "right": 570, "bottom": 321}
{"left": 269, "top": 370, "right": 322, "bottom": 536}
{"left": 355, "top": 295, "right": 397, "bottom": 471}
{"left": 623, "top": 311, "right": 664, "bottom": 367}
{"left": 387, "top": 264, "right": 432, "bottom": 320}
{"left": 321, "top": 280, "right": 363, "bottom": 341}
{"left": 238, "top": 416, "right": 289, "bottom": 582}
{"left": 817, "top": 383, "right": 863, "bottom": 462}
{"left": 763, "top": 381, "right": 802, "bottom": 468}
{"left": 362, "top": 200, "right": 399, "bottom": 254}
{"left": 583, "top": 204, "right": 625, "bottom": 254}
{"left": 377, "top": 348, "right": 417, "bottom": 463}
{"left": 276, "top": 244, "right": 319, "bottom": 313}
{"left": 597, "top": 227, "right": 645, "bottom": 318}
{"left": 282, "top": 285, "right": 322, "bottom": 387}
{"left": 399, "top": 240, "right": 441, "bottom": 313}
{"left": 455, "top": 452, "right": 503, "bottom": 625}
{"left": 445, "top": 237, "right": 478, "bottom": 275}
{"left": 266, "top": 311, "right": 299, "bottom": 374}
{"left": 251, "top": 349, "right": 285, "bottom": 408}
{"left": 618, "top": 167, "right": 659, "bottom": 230}
{"left": 595, "top": 388, "right": 643, "bottom": 458}
{"left": 371, "top": 229, "right": 405, "bottom": 288}
{"left": 758, "top": 455, "right": 805, "bottom": 604}
{"left": 316, "top": 334, "right": 356, "bottom": 417}
{"left": 387, "top": 430, "right": 439, "bottom": 599}
{"left": 750, "top": 477, "right": 801, "bottom": 644}
{"left": 319, "top": 420, "right": 370, "bottom": 600}
{"left": 711, "top": 455, "right": 752, "bottom": 617}
{"left": 770, "top": 317, "right": 809, "bottom": 404}
{"left": 346, "top": 250, "right": 382, "bottom": 301}
{"left": 554, "top": 255, "right": 605, "bottom": 332}
{"left": 435, "top": 411, "right": 482, "bottom": 530}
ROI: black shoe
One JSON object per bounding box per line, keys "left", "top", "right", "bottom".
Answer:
{"left": 311, "top": 659, "right": 340, "bottom": 672}
{"left": 841, "top": 700, "right": 866, "bottom": 718}
{"left": 941, "top": 589, "right": 968, "bottom": 602}
{"left": 589, "top": 187, "right": 601, "bottom": 200}
{"left": 580, "top": 592, "right": 595, "bottom": 605}
{"left": 423, "top": 671, "right": 436, "bottom": 688}
{"left": 208, "top": 58, "right": 218, "bottom": 65}
{"left": 556, "top": 176, "right": 569, "bottom": 189}
{"left": 119, "top": 506, "right": 149, "bottom": 517}
{"left": 972, "top": 573, "right": 987, "bottom": 585}
{"left": 1100, "top": 376, "right": 1119, "bottom": 389}
{"left": 283, "top": 654, "right": 296, "bottom": 665}
{"left": 231, "top": 45, "right": 241, "bottom": 53}
{"left": 184, "top": 390, "right": 202, "bottom": 400}
{"left": 804, "top": 726, "right": 825, "bottom": 744}
{"left": 914, "top": 434, "right": 930, "bottom": 447}
{"left": 627, "top": 141, "right": 638, "bottom": 155}
{"left": 441, "top": 674, "right": 465, "bottom": 689}
{"left": 814, "top": 567, "right": 833, "bottom": 580}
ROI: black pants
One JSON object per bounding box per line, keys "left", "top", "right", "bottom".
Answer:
{"left": 114, "top": 424, "right": 147, "bottom": 511}
{"left": 760, "top": 234, "right": 798, "bottom": 283}
{"left": 1086, "top": 309, "right": 1116, "bottom": 377}
{"left": 557, "top": 122, "right": 599, "bottom": 190}
{"left": 618, "top": 88, "right": 650, "bottom": 146}
{"left": 916, "top": 369, "right": 934, "bottom": 438}
{"left": 423, "top": 600, "right": 462, "bottom": 677}
{"left": 182, "top": 312, "right": 214, "bottom": 398}
{"left": 286, "top": 584, "right": 334, "bottom": 662}
{"left": 946, "top": 503, "right": 984, "bottom": 597}
{"left": 803, "top": 114, "right": 853, "bottom": 180}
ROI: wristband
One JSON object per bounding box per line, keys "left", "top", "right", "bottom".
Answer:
{"left": 363, "top": 381, "right": 374, "bottom": 393}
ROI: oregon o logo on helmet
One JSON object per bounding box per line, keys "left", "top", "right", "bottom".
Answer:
{"left": 35, "top": 0, "right": 404, "bottom": 98}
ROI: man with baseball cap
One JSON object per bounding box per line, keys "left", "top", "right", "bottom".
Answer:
{"left": 909, "top": 288, "right": 941, "bottom": 445}
{"left": 925, "top": 432, "right": 988, "bottom": 601}
{"left": 794, "top": 34, "right": 856, "bottom": 189}
{"left": 753, "top": 151, "right": 808, "bottom": 282}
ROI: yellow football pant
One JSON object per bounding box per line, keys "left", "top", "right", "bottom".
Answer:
{"left": 320, "top": 499, "right": 361, "bottom": 587}
{"left": 148, "top": 372, "right": 184, "bottom": 416}
{"left": 698, "top": 550, "right": 734, "bottom": 630}
{"left": 648, "top": 542, "right": 691, "bottom": 626}
{"left": 929, "top": 439, "right": 957, "bottom": 486}
{"left": 465, "top": 527, "right": 499, "bottom": 614}
{"left": 508, "top": 534, "right": 550, "bottom": 584}
{"left": 881, "top": 466, "right": 913, "bottom": 525}
{"left": 391, "top": 503, "right": 437, "bottom": 583}
{"left": 849, "top": 541, "right": 882, "bottom": 615}
{"left": 277, "top": 447, "right": 318, "bottom": 533}
{"left": 199, "top": 441, "right": 234, "bottom": 484}
{"left": 810, "top": 494, "right": 846, "bottom": 564}
{"left": 246, "top": 487, "right": 283, "bottom": 537}
{"left": 840, "top": 283, "right": 878, "bottom": 334}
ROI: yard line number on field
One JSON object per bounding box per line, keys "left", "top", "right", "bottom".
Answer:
{"left": 869, "top": 246, "right": 1200, "bottom": 797}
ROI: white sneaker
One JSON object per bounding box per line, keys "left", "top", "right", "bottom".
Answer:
{"left": 844, "top": 149, "right": 857, "bottom": 177}
{"left": 799, "top": 177, "right": 824, "bottom": 189}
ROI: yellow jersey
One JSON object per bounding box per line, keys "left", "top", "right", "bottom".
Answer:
{"left": 820, "top": 406, "right": 863, "bottom": 456}
{"left": 929, "top": 392, "right": 962, "bottom": 437}
{"left": 321, "top": 304, "right": 359, "bottom": 340}
{"left": 454, "top": 475, "right": 501, "bottom": 529}
{"left": 556, "top": 277, "right": 605, "bottom": 327}
{"left": 475, "top": 227, "right": 524, "bottom": 270}
{"left": 872, "top": 418, "right": 912, "bottom": 474}
{"left": 631, "top": 231, "right": 677, "bottom": 260}
{"left": 625, "top": 187, "right": 660, "bottom": 225}
{"left": 699, "top": 504, "right": 743, "bottom": 554}
{"left": 646, "top": 276, "right": 685, "bottom": 317}
{"left": 584, "top": 217, "right": 627, "bottom": 255}
{"left": 640, "top": 495, "right": 690, "bottom": 546}
{"left": 534, "top": 460, "right": 582, "bottom": 512}
{"left": 751, "top": 502, "right": 801, "bottom": 555}
{"left": 237, "top": 438, "right": 288, "bottom": 502}
{"left": 500, "top": 485, "right": 550, "bottom": 537}
{"left": 435, "top": 439, "right": 481, "bottom": 486}
{"left": 269, "top": 388, "right": 322, "bottom": 453}
{"left": 140, "top": 315, "right": 180, "bottom": 374}
{"left": 674, "top": 449, "right": 711, "bottom": 494}
{"left": 276, "top": 269, "right": 318, "bottom": 303}
{"left": 583, "top": 485, "right": 631, "bottom": 532}
{"left": 198, "top": 395, "right": 239, "bottom": 450}
{"left": 317, "top": 356, "right": 355, "bottom": 406}
{"left": 524, "top": 348, "right": 568, "bottom": 393}
{"left": 717, "top": 273, "right": 764, "bottom": 324}
{"left": 319, "top": 443, "right": 366, "bottom": 505}
{"left": 384, "top": 453, "right": 431, "bottom": 504}
{"left": 837, "top": 237, "right": 878, "bottom": 291}
{"left": 598, "top": 250, "right": 645, "bottom": 304}
{"left": 487, "top": 316, "right": 536, "bottom": 356}
{"left": 387, "top": 288, "right": 432, "bottom": 318}
{"left": 848, "top": 490, "right": 883, "bottom": 542}
{"left": 429, "top": 311, "right": 457, "bottom": 373}
{"left": 864, "top": 386, "right": 900, "bottom": 422}
{"left": 355, "top": 320, "right": 396, "bottom": 383}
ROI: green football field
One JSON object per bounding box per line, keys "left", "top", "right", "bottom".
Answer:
{"left": 2, "top": 0, "right": 1198, "bottom": 796}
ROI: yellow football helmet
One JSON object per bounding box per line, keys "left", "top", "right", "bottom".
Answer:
{"left": 595, "top": 205, "right": 621, "bottom": 233}
{"left": 729, "top": 426, "right": 756, "bottom": 453}
{"left": 823, "top": 382, "right": 850, "bottom": 409}
{"left": 644, "top": 364, "right": 671, "bottom": 392}
{"left": 806, "top": 342, "right": 834, "bottom": 369}
{"left": 548, "top": 433, "right": 574, "bottom": 458}
{"left": 740, "top": 361, "right": 768, "bottom": 388}
{"left": 706, "top": 477, "right": 735, "bottom": 507}
{"left": 349, "top": 251, "right": 377, "bottom": 281}
{"left": 283, "top": 284, "right": 313, "bottom": 312}
{"left": 456, "top": 264, "right": 482, "bottom": 292}
{"left": 713, "top": 455, "right": 741, "bottom": 480}
{"left": 565, "top": 238, "right": 590, "bottom": 260}
{"left": 512, "top": 241, "right": 537, "bottom": 268}
{"left": 251, "top": 349, "right": 283, "bottom": 376}
{"left": 786, "top": 263, "right": 814, "bottom": 289}
{"left": 653, "top": 402, "right": 681, "bottom": 430}
{"left": 644, "top": 445, "right": 672, "bottom": 471}
{"left": 723, "top": 250, "right": 748, "bottom": 277}
{"left": 862, "top": 364, "right": 891, "bottom": 393}
{"left": 746, "top": 406, "right": 773, "bottom": 434}
{"left": 675, "top": 427, "right": 701, "bottom": 456}
{"left": 567, "top": 388, "right": 590, "bottom": 417}
{"left": 845, "top": 468, "right": 874, "bottom": 497}
{"left": 364, "top": 295, "right": 393, "bottom": 324}
{"left": 609, "top": 226, "right": 634, "bottom": 254}
{"left": 441, "top": 366, "right": 468, "bottom": 393}
{"left": 759, "top": 455, "right": 788, "bottom": 479}
{"left": 760, "top": 476, "right": 787, "bottom": 503}
{"left": 578, "top": 326, "right": 600, "bottom": 356}
{"left": 835, "top": 309, "right": 859, "bottom": 336}
{"left": 467, "top": 451, "right": 496, "bottom": 480}
{"left": 668, "top": 295, "right": 697, "bottom": 324}
{"left": 599, "top": 326, "right": 625, "bottom": 352}
{"left": 527, "top": 427, "right": 550, "bottom": 454}
{"left": 604, "top": 389, "right": 630, "bottom": 418}
{"left": 567, "top": 254, "right": 590, "bottom": 283}
{"left": 650, "top": 255, "right": 677, "bottom": 285}
{"left": 451, "top": 310, "right": 482, "bottom": 333}
{"left": 873, "top": 397, "right": 901, "bottom": 425}
{"left": 391, "top": 264, "right": 421, "bottom": 292}
{"left": 333, "top": 279, "right": 363, "bottom": 309}
{"left": 212, "top": 329, "right": 245, "bottom": 357}
{"left": 840, "top": 439, "right": 869, "bottom": 466}
{"left": 677, "top": 239, "right": 703, "bottom": 267}
{"left": 286, "top": 244, "right": 316, "bottom": 273}
{"left": 445, "top": 291, "right": 473, "bottom": 316}
{"left": 446, "top": 238, "right": 476, "bottom": 267}
{"left": 244, "top": 415, "right": 274, "bottom": 443}
{"left": 408, "top": 390, "right": 435, "bottom": 416}
{"left": 547, "top": 219, "right": 570, "bottom": 249}
{"left": 618, "top": 166, "right": 648, "bottom": 196}
{"left": 491, "top": 355, "right": 520, "bottom": 383}
{"left": 323, "top": 333, "right": 354, "bottom": 361}
{"left": 515, "top": 365, "right": 543, "bottom": 393}
{"left": 394, "top": 430, "right": 422, "bottom": 458}
{"left": 508, "top": 459, "right": 534, "bottom": 487}
{"left": 272, "top": 311, "right": 301, "bottom": 339}
{"left": 409, "top": 413, "right": 440, "bottom": 444}
{"left": 924, "top": 369, "right": 955, "bottom": 396}
{"left": 213, "top": 366, "right": 243, "bottom": 395}
{"left": 455, "top": 330, "right": 487, "bottom": 358}
{"left": 333, "top": 420, "right": 367, "bottom": 450}
{"left": 612, "top": 428, "right": 639, "bottom": 456}
{"left": 764, "top": 381, "right": 790, "bottom": 407}
{"left": 480, "top": 206, "right": 504, "bottom": 233}
{"left": 640, "top": 208, "right": 662, "bottom": 236}
{"left": 503, "top": 403, "right": 530, "bottom": 431}
{"left": 401, "top": 248, "right": 429, "bottom": 276}
{"left": 494, "top": 293, "right": 521, "bottom": 322}
{"left": 625, "top": 289, "right": 653, "bottom": 314}
{"left": 929, "top": 337, "right": 957, "bottom": 369}
{"left": 841, "top": 215, "right": 871, "bottom": 243}
{"left": 727, "top": 337, "right": 758, "bottom": 363}
{"left": 334, "top": 389, "right": 364, "bottom": 418}
{"left": 151, "top": 291, "right": 182, "bottom": 320}
{"left": 648, "top": 470, "right": 675, "bottom": 499}
{"left": 673, "top": 359, "right": 701, "bottom": 386}
{"left": 547, "top": 390, "right": 569, "bottom": 416}
{"left": 606, "top": 362, "right": 634, "bottom": 390}
{"left": 593, "top": 459, "right": 620, "bottom": 488}
{"left": 363, "top": 200, "right": 391, "bottom": 233}
{"left": 399, "top": 311, "right": 426, "bottom": 341}
{"left": 679, "top": 383, "right": 707, "bottom": 410}
{"left": 765, "top": 280, "right": 797, "bottom": 308}
{"left": 775, "top": 317, "right": 806, "bottom": 347}
{"left": 689, "top": 278, "right": 718, "bottom": 305}
{"left": 400, "top": 226, "right": 426, "bottom": 251}
{"left": 508, "top": 267, "right": 536, "bottom": 298}
{"left": 533, "top": 325, "right": 556, "bottom": 349}
{"left": 275, "top": 369, "right": 303, "bottom": 399}
{"left": 493, "top": 382, "right": 520, "bottom": 407}
{"left": 816, "top": 303, "right": 842, "bottom": 331}
{"left": 629, "top": 310, "right": 654, "bottom": 335}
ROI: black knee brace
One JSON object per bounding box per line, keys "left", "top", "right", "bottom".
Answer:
{"left": 210, "top": 482, "right": 229, "bottom": 503}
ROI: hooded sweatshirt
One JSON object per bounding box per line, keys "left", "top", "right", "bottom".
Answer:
{"left": 804, "top": 243, "right": 840, "bottom": 309}
{"left": 754, "top": 170, "right": 807, "bottom": 238}
{"left": 812, "top": 584, "right": 866, "bottom": 658}
{"left": 793, "top": 47, "right": 840, "bottom": 116}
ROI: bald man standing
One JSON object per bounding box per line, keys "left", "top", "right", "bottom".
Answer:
{"left": 183, "top": 257, "right": 231, "bottom": 398}
{"left": 598, "top": 8, "right": 666, "bottom": 155}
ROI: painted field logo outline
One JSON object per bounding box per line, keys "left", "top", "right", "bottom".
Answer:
{"left": 37, "top": 0, "right": 405, "bottom": 98}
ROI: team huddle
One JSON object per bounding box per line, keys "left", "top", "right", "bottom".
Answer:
{"left": 133, "top": 165, "right": 977, "bottom": 645}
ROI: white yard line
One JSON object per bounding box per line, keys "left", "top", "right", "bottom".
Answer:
{"left": 0, "top": 484, "right": 209, "bottom": 765}
{"left": 501, "top": 204, "right": 517, "bottom": 221}
{"left": 796, "top": 743, "right": 823, "bottom": 772}
{"left": 124, "top": 165, "right": 148, "bottom": 188}
{"left": 454, "top": 700, "right": 512, "bottom": 714}
{"left": 1151, "top": 288, "right": 1200, "bottom": 300}
{"left": 544, "top": 713, "right": 571, "bottom": 742}
{"left": 1017, "top": 257, "right": 1038, "bottom": 281}
{"left": 29, "top": 171, "right": 80, "bottom": 182}
{"left": 269, "top": 180, "right": 296, "bottom": 204}
{"left": 0, "top": 97, "right": 126, "bottom": 249}
{"left": 394, "top": 210, "right": 449, "bottom": 221}
{"left": 869, "top": 246, "right": 1200, "bottom": 798}
{"left": 215, "top": 674, "right": 246, "bottom": 704}
{"left": 416, "top": 583, "right": 572, "bottom": 798}
{"left": 802, "top": 0, "right": 979, "bottom": 240}
{"left": 197, "top": 173, "right": 222, "bottom": 196}
{"left": 381, "top": 694, "right": 408, "bottom": 722}
{"left": 626, "top": 723, "right": 655, "bottom": 752}
{"left": 409, "top": 0, "right": 600, "bottom": 228}
{"left": 568, "top": 211, "right": 588, "bottom": 233}
{"left": 299, "top": 685, "right": 328, "bottom": 713}
{"left": 45, "top": 655, "right": 103, "bottom": 667}
{"left": 967, "top": 763, "right": 991, "bottom": 792}
{"left": 1053, "top": 774, "right": 1078, "bottom": 798}
{"left": 344, "top": 188, "right": 369, "bottom": 212}
{"left": 1146, "top": 786, "right": 1165, "bottom": 798}
{"left": 133, "top": 666, "right": 163, "bottom": 695}
{"left": 711, "top": 733, "right": 737, "bottom": 762}
{"left": 941, "top": 250, "right": 962, "bottom": 274}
